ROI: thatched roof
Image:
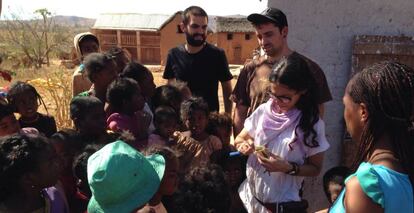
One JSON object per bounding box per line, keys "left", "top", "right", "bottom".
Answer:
{"left": 209, "top": 15, "right": 255, "bottom": 33}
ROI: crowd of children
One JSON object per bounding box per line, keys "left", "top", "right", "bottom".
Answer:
{"left": 1, "top": 29, "right": 412, "bottom": 213}
{"left": 0, "top": 33, "right": 249, "bottom": 212}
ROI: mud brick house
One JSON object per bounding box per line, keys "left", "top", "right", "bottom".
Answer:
{"left": 91, "top": 12, "right": 258, "bottom": 65}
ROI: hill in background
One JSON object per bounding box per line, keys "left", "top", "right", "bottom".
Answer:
{"left": 52, "top": 15, "right": 95, "bottom": 28}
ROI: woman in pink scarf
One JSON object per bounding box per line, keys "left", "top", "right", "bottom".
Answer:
{"left": 234, "top": 54, "right": 330, "bottom": 213}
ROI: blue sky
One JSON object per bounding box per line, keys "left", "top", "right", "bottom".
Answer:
{"left": 2, "top": 0, "right": 268, "bottom": 19}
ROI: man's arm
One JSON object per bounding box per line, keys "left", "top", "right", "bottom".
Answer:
{"left": 221, "top": 80, "right": 232, "bottom": 114}
{"left": 233, "top": 104, "right": 248, "bottom": 137}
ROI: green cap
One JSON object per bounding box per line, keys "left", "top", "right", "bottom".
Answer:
{"left": 87, "top": 140, "right": 165, "bottom": 213}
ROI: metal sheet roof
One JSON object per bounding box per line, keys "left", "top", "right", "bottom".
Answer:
{"left": 93, "top": 13, "right": 171, "bottom": 31}
{"left": 92, "top": 13, "right": 255, "bottom": 33}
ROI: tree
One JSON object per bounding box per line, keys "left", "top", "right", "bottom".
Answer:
{"left": 0, "top": 8, "right": 72, "bottom": 68}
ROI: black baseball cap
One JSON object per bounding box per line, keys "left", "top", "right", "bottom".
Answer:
{"left": 247, "top": 7, "right": 288, "bottom": 27}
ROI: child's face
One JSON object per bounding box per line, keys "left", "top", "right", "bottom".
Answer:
{"left": 80, "top": 40, "right": 99, "bottom": 57}
{"left": 14, "top": 91, "right": 39, "bottom": 119}
{"left": 140, "top": 72, "right": 156, "bottom": 99}
{"left": 0, "top": 114, "right": 20, "bottom": 137}
{"left": 159, "top": 158, "right": 179, "bottom": 196}
{"left": 328, "top": 182, "right": 344, "bottom": 204}
{"left": 186, "top": 110, "right": 208, "bottom": 136}
{"left": 95, "top": 61, "right": 118, "bottom": 87}
{"left": 158, "top": 119, "right": 178, "bottom": 139}
{"left": 224, "top": 160, "right": 243, "bottom": 188}
{"left": 30, "top": 145, "right": 60, "bottom": 188}
{"left": 215, "top": 126, "right": 231, "bottom": 147}
{"left": 78, "top": 105, "right": 106, "bottom": 136}
{"left": 51, "top": 140, "right": 73, "bottom": 175}
{"left": 269, "top": 82, "right": 304, "bottom": 113}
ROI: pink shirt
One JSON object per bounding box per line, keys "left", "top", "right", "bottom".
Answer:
{"left": 107, "top": 112, "right": 141, "bottom": 139}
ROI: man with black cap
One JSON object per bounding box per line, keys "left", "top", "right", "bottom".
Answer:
{"left": 163, "top": 6, "right": 233, "bottom": 114}
{"left": 231, "top": 7, "right": 332, "bottom": 136}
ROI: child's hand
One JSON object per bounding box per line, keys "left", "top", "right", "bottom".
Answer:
{"left": 237, "top": 141, "right": 254, "bottom": 155}
{"left": 256, "top": 152, "right": 291, "bottom": 173}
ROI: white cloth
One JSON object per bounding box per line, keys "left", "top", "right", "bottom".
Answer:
{"left": 238, "top": 103, "right": 330, "bottom": 213}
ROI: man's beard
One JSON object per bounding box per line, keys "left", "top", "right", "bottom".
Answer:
{"left": 185, "top": 32, "right": 206, "bottom": 47}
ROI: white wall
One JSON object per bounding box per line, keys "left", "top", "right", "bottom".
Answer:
{"left": 267, "top": 0, "right": 414, "bottom": 211}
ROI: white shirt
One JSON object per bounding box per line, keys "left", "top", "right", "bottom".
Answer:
{"left": 238, "top": 103, "right": 330, "bottom": 212}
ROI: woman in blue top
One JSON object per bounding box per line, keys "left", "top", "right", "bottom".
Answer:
{"left": 330, "top": 61, "right": 414, "bottom": 212}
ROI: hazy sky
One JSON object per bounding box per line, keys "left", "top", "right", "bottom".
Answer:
{"left": 2, "top": 0, "right": 268, "bottom": 19}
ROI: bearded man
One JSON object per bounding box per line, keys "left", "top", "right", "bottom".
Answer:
{"left": 163, "top": 6, "right": 233, "bottom": 113}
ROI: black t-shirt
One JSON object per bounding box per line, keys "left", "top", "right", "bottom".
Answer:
{"left": 163, "top": 43, "right": 233, "bottom": 112}
{"left": 19, "top": 113, "right": 57, "bottom": 137}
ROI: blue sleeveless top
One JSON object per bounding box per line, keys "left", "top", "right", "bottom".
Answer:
{"left": 329, "top": 162, "right": 413, "bottom": 213}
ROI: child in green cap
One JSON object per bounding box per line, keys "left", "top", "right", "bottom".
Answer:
{"left": 87, "top": 140, "right": 165, "bottom": 213}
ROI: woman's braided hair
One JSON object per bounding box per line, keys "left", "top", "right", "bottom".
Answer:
{"left": 347, "top": 61, "right": 414, "bottom": 185}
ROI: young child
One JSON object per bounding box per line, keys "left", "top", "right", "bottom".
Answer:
{"left": 0, "top": 134, "right": 68, "bottom": 212}
{"left": 106, "top": 77, "right": 148, "bottom": 149}
{"left": 78, "top": 52, "right": 118, "bottom": 103}
{"left": 72, "top": 32, "right": 100, "bottom": 97}
{"left": 7, "top": 81, "right": 57, "bottom": 137}
{"left": 151, "top": 85, "right": 183, "bottom": 114}
{"left": 140, "top": 146, "right": 179, "bottom": 213}
{"left": 171, "top": 164, "right": 231, "bottom": 213}
{"left": 106, "top": 46, "right": 131, "bottom": 74}
{"left": 215, "top": 151, "right": 247, "bottom": 213}
{"left": 234, "top": 54, "right": 330, "bottom": 212}
{"left": 0, "top": 101, "right": 39, "bottom": 137}
{"left": 120, "top": 61, "right": 157, "bottom": 133}
{"left": 170, "top": 80, "right": 192, "bottom": 101}
{"left": 173, "top": 97, "right": 222, "bottom": 174}
{"left": 87, "top": 140, "right": 165, "bottom": 213}
{"left": 148, "top": 106, "right": 179, "bottom": 147}
{"left": 72, "top": 144, "right": 103, "bottom": 213}
{"left": 323, "top": 166, "right": 351, "bottom": 204}
{"left": 121, "top": 61, "right": 156, "bottom": 101}
{"left": 50, "top": 129, "right": 84, "bottom": 212}
{"left": 70, "top": 96, "right": 115, "bottom": 145}
{"left": 207, "top": 112, "right": 234, "bottom": 151}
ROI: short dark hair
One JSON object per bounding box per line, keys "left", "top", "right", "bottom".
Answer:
{"left": 83, "top": 52, "right": 115, "bottom": 83}
{"left": 180, "top": 97, "right": 209, "bottom": 122}
{"left": 151, "top": 85, "right": 183, "bottom": 111}
{"left": 50, "top": 129, "right": 82, "bottom": 155}
{"left": 120, "top": 61, "right": 151, "bottom": 84}
{"left": 153, "top": 106, "right": 179, "bottom": 128}
{"left": 72, "top": 144, "right": 103, "bottom": 197}
{"left": 0, "top": 102, "right": 14, "bottom": 120}
{"left": 172, "top": 164, "right": 231, "bottom": 213}
{"left": 70, "top": 96, "right": 103, "bottom": 120}
{"left": 207, "top": 112, "right": 232, "bottom": 134}
{"left": 0, "top": 134, "right": 51, "bottom": 201}
{"left": 322, "top": 166, "right": 351, "bottom": 202}
{"left": 106, "top": 77, "right": 140, "bottom": 111}
{"left": 182, "top": 6, "right": 208, "bottom": 25}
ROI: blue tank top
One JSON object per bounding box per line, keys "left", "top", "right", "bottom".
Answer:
{"left": 329, "top": 162, "right": 413, "bottom": 213}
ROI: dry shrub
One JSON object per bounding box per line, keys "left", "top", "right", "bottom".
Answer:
{"left": 28, "top": 66, "right": 73, "bottom": 129}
